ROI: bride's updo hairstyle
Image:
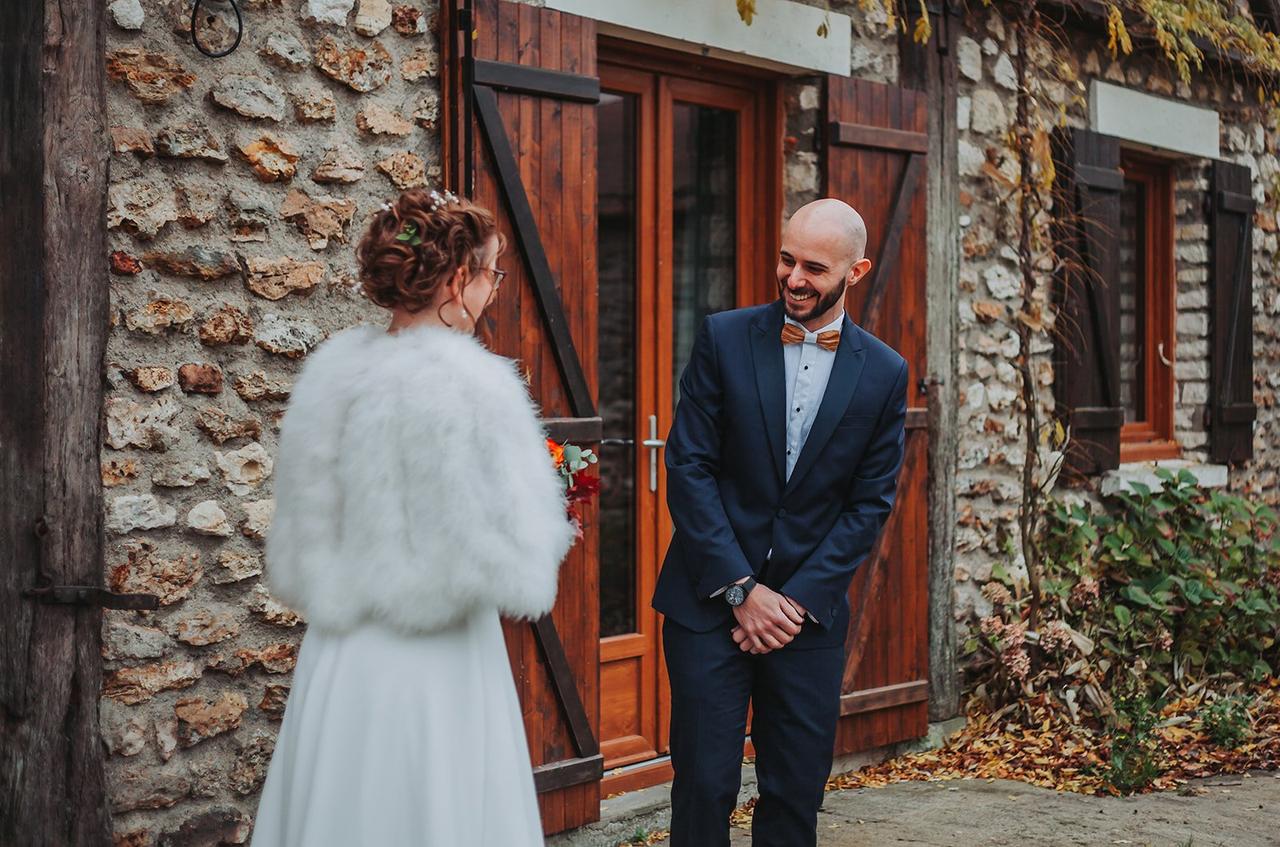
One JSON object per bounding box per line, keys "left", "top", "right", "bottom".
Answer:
{"left": 356, "top": 188, "right": 504, "bottom": 315}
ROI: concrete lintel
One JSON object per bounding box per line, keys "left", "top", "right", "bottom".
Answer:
{"left": 1089, "top": 79, "right": 1221, "bottom": 160}
{"left": 1100, "top": 459, "right": 1230, "bottom": 497}
{"left": 544, "top": 0, "right": 853, "bottom": 77}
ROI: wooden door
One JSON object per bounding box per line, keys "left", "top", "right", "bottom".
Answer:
{"left": 442, "top": 0, "right": 602, "bottom": 834}
{"left": 824, "top": 77, "right": 931, "bottom": 752}
{"left": 595, "top": 48, "right": 781, "bottom": 792}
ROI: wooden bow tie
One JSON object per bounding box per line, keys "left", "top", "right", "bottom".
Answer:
{"left": 780, "top": 322, "right": 840, "bottom": 352}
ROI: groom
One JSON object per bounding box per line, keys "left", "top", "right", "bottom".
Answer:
{"left": 652, "top": 199, "right": 908, "bottom": 846}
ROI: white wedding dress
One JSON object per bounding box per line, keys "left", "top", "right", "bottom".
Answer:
{"left": 249, "top": 610, "right": 545, "bottom": 847}
{"left": 251, "top": 324, "right": 575, "bottom": 847}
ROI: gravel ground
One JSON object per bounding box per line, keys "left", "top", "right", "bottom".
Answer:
{"left": 654, "top": 770, "right": 1280, "bottom": 846}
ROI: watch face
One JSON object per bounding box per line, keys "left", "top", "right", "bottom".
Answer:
{"left": 726, "top": 585, "right": 745, "bottom": 606}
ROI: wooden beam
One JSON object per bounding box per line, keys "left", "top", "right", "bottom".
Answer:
{"left": 0, "top": 0, "right": 112, "bottom": 845}
{"left": 840, "top": 680, "right": 930, "bottom": 716}
{"left": 532, "top": 754, "right": 605, "bottom": 793}
{"left": 543, "top": 416, "right": 603, "bottom": 443}
{"left": 829, "top": 121, "right": 929, "bottom": 154}
{"left": 473, "top": 59, "right": 600, "bottom": 104}
{"left": 899, "top": 1, "right": 962, "bottom": 724}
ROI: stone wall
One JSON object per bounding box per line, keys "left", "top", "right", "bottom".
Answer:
{"left": 949, "top": 5, "right": 1280, "bottom": 626}
{"left": 101, "top": 1, "right": 438, "bottom": 842}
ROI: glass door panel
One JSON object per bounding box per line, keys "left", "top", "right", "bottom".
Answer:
{"left": 671, "top": 103, "right": 739, "bottom": 404}
{"left": 598, "top": 90, "right": 639, "bottom": 639}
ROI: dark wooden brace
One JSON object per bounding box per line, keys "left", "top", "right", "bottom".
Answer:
{"left": 464, "top": 51, "right": 604, "bottom": 793}
{"left": 472, "top": 79, "right": 599, "bottom": 430}
{"left": 828, "top": 121, "right": 926, "bottom": 336}
{"left": 531, "top": 615, "right": 603, "bottom": 792}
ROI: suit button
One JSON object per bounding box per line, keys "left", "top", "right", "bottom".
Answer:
{"left": 777, "top": 508, "right": 787, "bottom": 517}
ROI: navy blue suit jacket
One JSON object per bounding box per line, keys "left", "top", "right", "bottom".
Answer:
{"left": 652, "top": 299, "right": 908, "bottom": 650}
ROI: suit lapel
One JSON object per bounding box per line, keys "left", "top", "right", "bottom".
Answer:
{"left": 749, "top": 301, "right": 787, "bottom": 486}
{"left": 784, "top": 315, "right": 867, "bottom": 496}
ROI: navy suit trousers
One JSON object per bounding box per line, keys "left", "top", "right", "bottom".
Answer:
{"left": 663, "top": 618, "right": 845, "bottom": 847}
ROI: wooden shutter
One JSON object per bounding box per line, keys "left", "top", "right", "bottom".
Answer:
{"left": 824, "top": 76, "right": 930, "bottom": 753}
{"left": 1207, "top": 160, "right": 1257, "bottom": 463}
{"left": 442, "top": 0, "right": 602, "bottom": 834}
{"left": 1051, "top": 128, "right": 1124, "bottom": 477}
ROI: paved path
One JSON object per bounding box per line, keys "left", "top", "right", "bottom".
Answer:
{"left": 651, "top": 770, "right": 1280, "bottom": 846}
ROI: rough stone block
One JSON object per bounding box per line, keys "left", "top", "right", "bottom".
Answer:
{"left": 178, "top": 363, "right": 225, "bottom": 395}
{"left": 108, "top": 495, "right": 178, "bottom": 534}
{"left": 104, "top": 659, "right": 201, "bottom": 705}
{"left": 155, "top": 124, "right": 228, "bottom": 163}
{"left": 279, "top": 188, "right": 355, "bottom": 249}
{"left": 211, "top": 74, "right": 287, "bottom": 122}
{"left": 311, "top": 144, "right": 366, "bottom": 183}
{"left": 108, "top": 539, "right": 202, "bottom": 604}
{"left": 187, "top": 500, "right": 235, "bottom": 537}
{"left": 106, "top": 50, "right": 196, "bottom": 104}
{"left": 216, "top": 443, "right": 273, "bottom": 495}
{"left": 314, "top": 35, "right": 393, "bottom": 92}
{"left": 238, "top": 133, "right": 300, "bottom": 183}
{"left": 142, "top": 248, "right": 239, "bottom": 280}
{"left": 196, "top": 407, "right": 263, "bottom": 444}
{"left": 174, "top": 691, "right": 248, "bottom": 747}
{"left": 199, "top": 306, "right": 254, "bottom": 346}
{"left": 109, "top": 178, "right": 179, "bottom": 240}
{"left": 233, "top": 371, "right": 292, "bottom": 403}
{"left": 254, "top": 313, "right": 326, "bottom": 358}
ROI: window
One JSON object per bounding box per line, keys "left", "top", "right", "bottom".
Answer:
{"left": 1117, "top": 152, "right": 1178, "bottom": 461}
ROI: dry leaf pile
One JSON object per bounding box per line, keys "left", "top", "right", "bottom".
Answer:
{"left": 824, "top": 679, "right": 1280, "bottom": 797}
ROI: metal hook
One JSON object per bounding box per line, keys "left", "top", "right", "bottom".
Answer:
{"left": 191, "top": 0, "right": 244, "bottom": 59}
{"left": 1157, "top": 341, "right": 1173, "bottom": 367}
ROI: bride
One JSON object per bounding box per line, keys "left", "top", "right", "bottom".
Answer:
{"left": 250, "top": 188, "right": 576, "bottom": 846}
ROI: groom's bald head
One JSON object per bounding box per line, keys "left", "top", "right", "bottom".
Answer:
{"left": 784, "top": 199, "right": 869, "bottom": 265}
{"left": 776, "top": 198, "right": 873, "bottom": 328}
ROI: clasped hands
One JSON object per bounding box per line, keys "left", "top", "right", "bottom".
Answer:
{"left": 730, "top": 582, "right": 807, "bottom": 654}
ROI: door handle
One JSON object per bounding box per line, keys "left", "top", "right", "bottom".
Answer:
{"left": 643, "top": 414, "right": 665, "bottom": 493}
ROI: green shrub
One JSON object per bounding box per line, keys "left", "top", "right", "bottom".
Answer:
{"left": 967, "top": 469, "right": 1280, "bottom": 721}
{"left": 1199, "top": 695, "right": 1252, "bottom": 748}
{"left": 1105, "top": 693, "right": 1163, "bottom": 793}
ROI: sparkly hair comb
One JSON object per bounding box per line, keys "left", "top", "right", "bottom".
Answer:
{"left": 428, "top": 188, "right": 460, "bottom": 211}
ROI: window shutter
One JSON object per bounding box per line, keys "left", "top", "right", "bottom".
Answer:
{"left": 1051, "top": 127, "right": 1124, "bottom": 476}
{"left": 1207, "top": 160, "right": 1257, "bottom": 463}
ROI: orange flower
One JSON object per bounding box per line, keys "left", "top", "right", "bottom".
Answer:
{"left": 546, "top": 438, "right": 564, "bottom": 467}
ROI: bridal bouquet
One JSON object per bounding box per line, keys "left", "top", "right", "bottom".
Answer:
{"left": 547, "top": 438, "right": 600, "bottom": 542}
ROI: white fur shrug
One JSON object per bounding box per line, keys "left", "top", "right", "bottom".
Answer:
{"left": 265, "top": 324, "right": 576, "bottom": 634}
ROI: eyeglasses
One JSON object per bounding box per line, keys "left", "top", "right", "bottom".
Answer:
{"left": 482, "top": 266, "right": 507, "bottom": 290}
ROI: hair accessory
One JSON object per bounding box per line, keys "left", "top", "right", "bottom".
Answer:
{"left": 395, "top": 221, "right": 423, "bottom": 246}
{"left": 428, "top": 188, "right": 460, "bottom": 212}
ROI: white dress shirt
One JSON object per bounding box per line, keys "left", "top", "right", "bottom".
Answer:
{"left": 782, "top": 311, "right": 844, "bottom": 480}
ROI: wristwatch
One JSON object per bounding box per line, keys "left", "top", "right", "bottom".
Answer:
{"left": 725, "top": 576, "right": 756, "bottom": 607}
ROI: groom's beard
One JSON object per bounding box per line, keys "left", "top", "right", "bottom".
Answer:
{"left": 779, "top": 276, "right": 848, "bottom": 324}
